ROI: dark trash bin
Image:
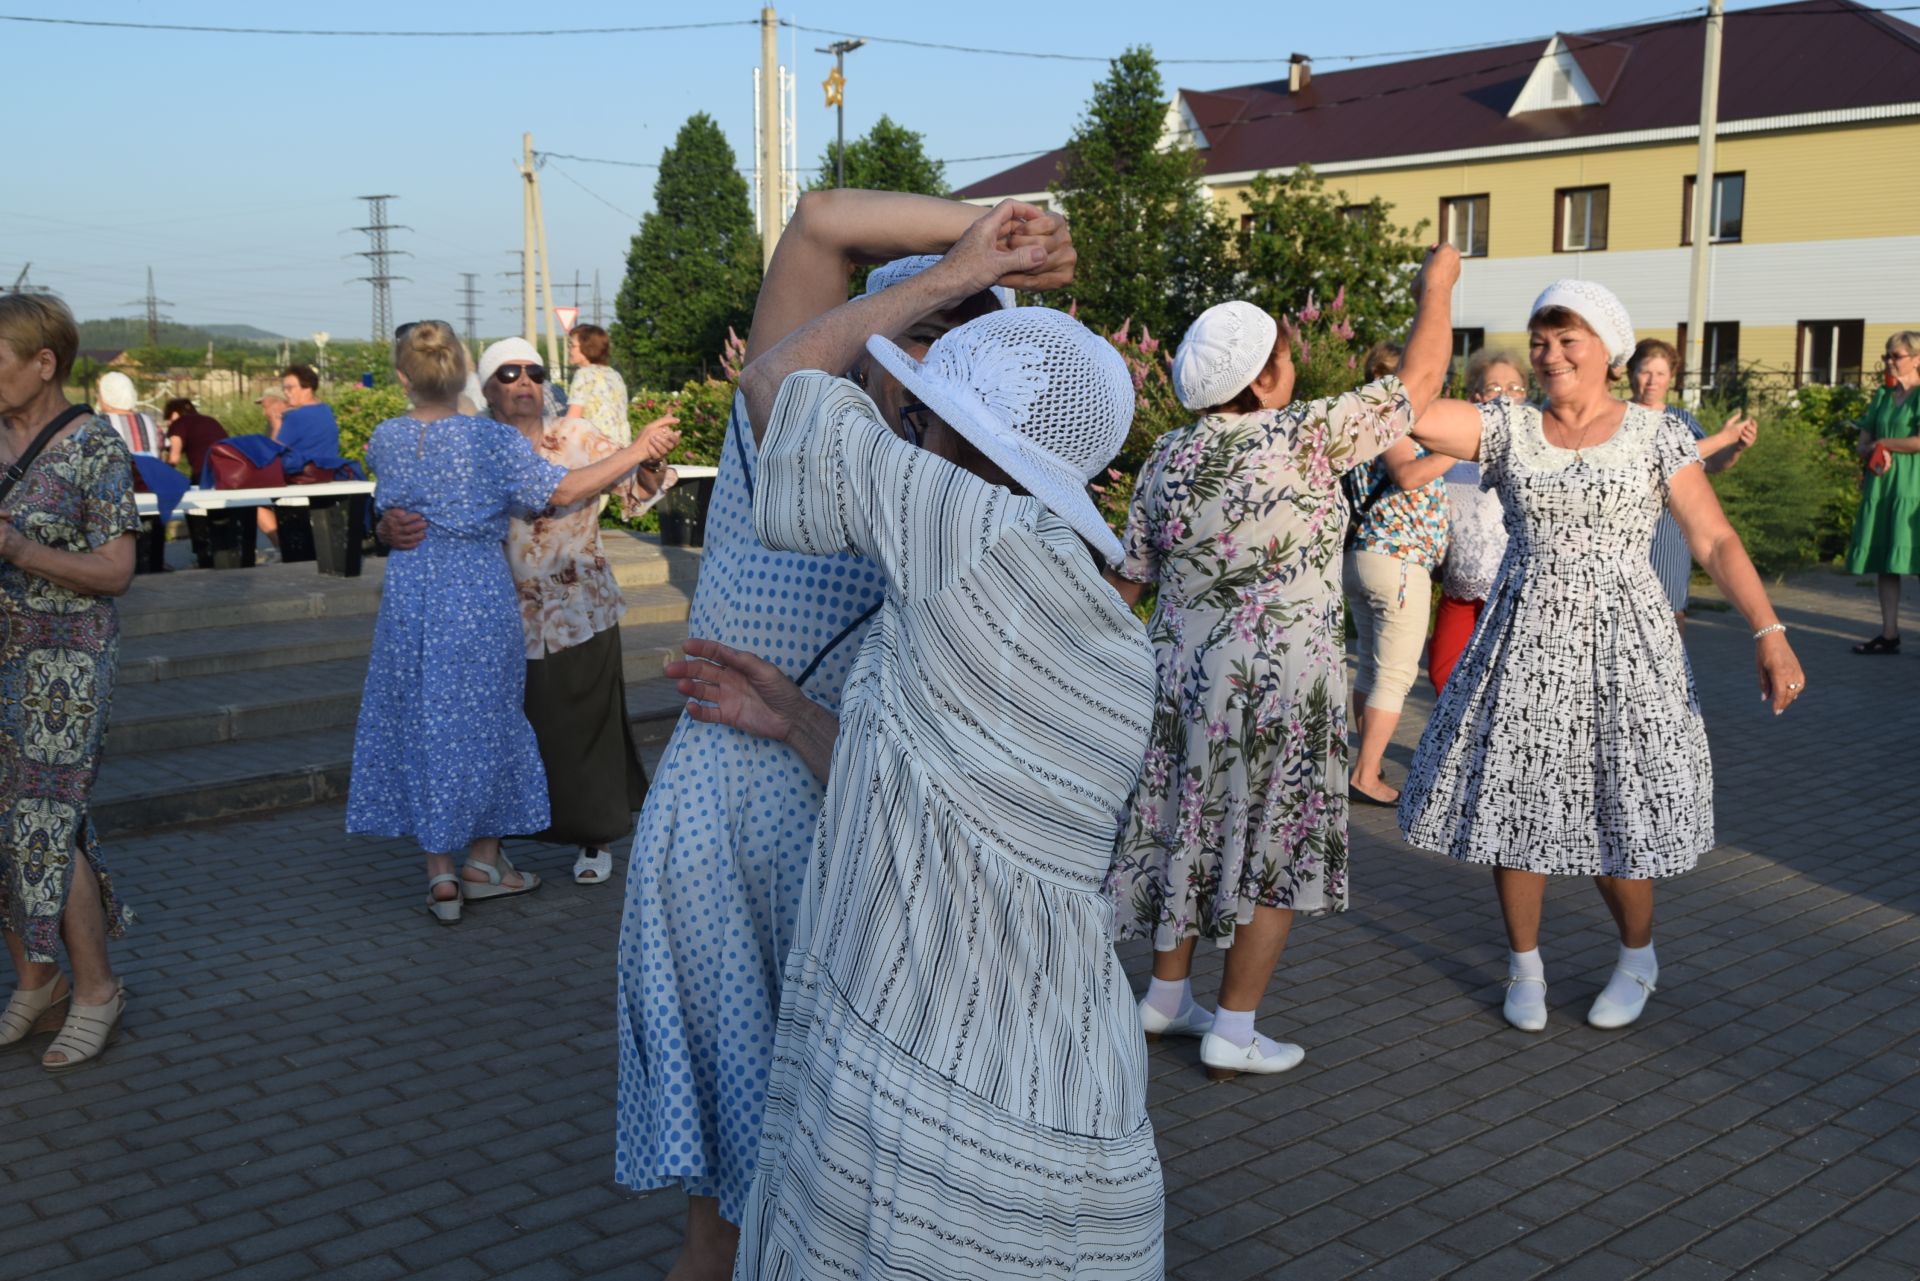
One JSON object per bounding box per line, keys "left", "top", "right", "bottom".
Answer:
{"left": 276, "top": 501, "right": 317, "bottom": 564}
{"left": 134, "top": 515, "right": 167, "bottom": 574}
{"left": 658, "top": 474, "right": 716, "bottom": 548}
{"left": 186, "top": 506, "right": 259, "bottom": 569}
{"left": 312, "top": 493, "right": 369, "bottom": 578}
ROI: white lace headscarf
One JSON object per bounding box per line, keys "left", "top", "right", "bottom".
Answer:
{"left": 1528, "top": 280, "right": 1635, "bottom": 365}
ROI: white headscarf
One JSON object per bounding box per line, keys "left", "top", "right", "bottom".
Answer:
{"left": 1529, "top": 279, "right": 1635, "bottom": 365}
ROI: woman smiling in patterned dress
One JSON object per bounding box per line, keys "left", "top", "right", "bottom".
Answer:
{"left": 1399, "top": 280, "right": 1806, "bottom": 1033}
{"left": 1102, "top": 247, "right": 1462, "bottom": 1079}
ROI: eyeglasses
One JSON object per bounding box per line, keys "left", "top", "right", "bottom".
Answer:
{"left": 897, "top": 400, "right": 931, "bottom": 449}
{"left": 1486, "top": 382, "right": 1528, "bottom": 396}
{"left": 492, "top": 364, "right": 547, "bottom": 385}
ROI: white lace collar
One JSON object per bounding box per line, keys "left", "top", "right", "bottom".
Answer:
{"left": 1508, "top": 400, "right": 1657, "bottom": 473}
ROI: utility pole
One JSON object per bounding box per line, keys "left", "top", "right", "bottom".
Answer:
{"left": 353, "top": 194, "right": 411, "bottom": 343}
{"left": 526, "top": 144, "right": 562, "bottom": 373}
{"left": 124, "top": 267, "right": 173, "bottom": 346}
{"left": 517, "top": 138, "right": 539, "bottom": 347}
{"left": 459, "top": 272, "right": 483, "bottom": 355}
{"left": 1681, "top": 0, "right": 1724, "bottom": 407}
{"left": 500, "top": 250, "right": 527, "bottom": 321}
{"left": 757, "top": 6, "right": 782, "bottom": 268}
{"left": 817, "top": 37, "right": 864, "bottom": 188}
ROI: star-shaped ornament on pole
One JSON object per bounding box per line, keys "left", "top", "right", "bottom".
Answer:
{"left": 822, "top": 66, "right": 845, "bottom": 107}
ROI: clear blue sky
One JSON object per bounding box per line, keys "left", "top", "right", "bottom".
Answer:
{"left": 0, "top": 0, "right": 1773, "bottom": 339}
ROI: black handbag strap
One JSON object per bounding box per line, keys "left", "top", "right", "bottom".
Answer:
{"left": 0, "top": 404, "right": 92, "bottom": 507}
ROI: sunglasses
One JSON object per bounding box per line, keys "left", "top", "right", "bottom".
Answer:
{"left": 493, "top": 364, "right": 548, "bottom": 385}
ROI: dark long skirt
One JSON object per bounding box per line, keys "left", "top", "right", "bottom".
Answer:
{"left": 523, "top": 624, "right": 648, "bottom": 846}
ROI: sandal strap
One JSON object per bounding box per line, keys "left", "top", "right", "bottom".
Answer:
{"left": 0, "top": 983, "right": 65, "bottom": 1038}
{"left": 427, "top": 872, "right": 462, "bottom": 888}
{"left": 461, "top": 860, "right": 505, "bottom": 885}
{"left": 43, "top": 987, "right": 124, "bottom": 1063}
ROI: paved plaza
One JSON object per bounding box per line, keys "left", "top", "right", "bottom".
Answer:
{"left": 1, "top": 568, "right": 1916, "bottom": 1280}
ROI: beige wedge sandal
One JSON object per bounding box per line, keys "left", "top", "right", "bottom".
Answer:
{"left": 0, "top": 978, "right": 70, "bottom": 1047}
{"left": 426, "top": 872, "right": 463, "bottom": 925}
{"left": 42, "top": 982, "right": 125, "bottom": 1074}
{"left": 460, "top": 852, "right": 540, "bottom": 901}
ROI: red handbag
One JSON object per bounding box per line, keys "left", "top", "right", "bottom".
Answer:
{"left": 207, "top": 441, "right": 287, "bottom": 490}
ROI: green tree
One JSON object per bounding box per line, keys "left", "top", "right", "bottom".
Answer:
{"left": 613, "top": 113, "right": 762, "bottom": 389}
{"left": 1050, "top": 47, "right": 1231, "bottom": 340}
{"left": 808, "top": 114, "right": 948, "bottom": 196}
{"left": 1235, "top": 165, "right": 1429, "bottom": 349}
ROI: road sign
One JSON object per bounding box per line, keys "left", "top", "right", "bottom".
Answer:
{"left": 554, "top": 306, "right": 579, "bottom": 332}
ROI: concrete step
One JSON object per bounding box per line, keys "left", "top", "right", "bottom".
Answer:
{"left": 92, "top": 676, "right": 690, "bottom": 840}
{"left": 104, "top": 618, "right": 694, "bottom": 756}
{"left": 120, "top": 532, "right": 702, "bottom": 637}
{"left": 116, "top": 581, "right": 695, "bottom": 686}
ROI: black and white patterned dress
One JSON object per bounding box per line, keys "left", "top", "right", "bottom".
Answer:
{"left": 734, "top": 372, "right": 1164, "bottom": 1279}
{"left": 1398, "top": 400, "right": 1714, "bottom": 878}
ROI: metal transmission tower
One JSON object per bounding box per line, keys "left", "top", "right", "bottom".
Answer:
{"left": 459, "top": 273, "right": 483, "bottom": 352}
{"left": 499, "top": 251, "right": 527, "bottom": 320}
{"left": 352, "top": 194, "right": 411, "bottom": 342}
{"left": 124, "top": 267, "right": 173, "bottom": 346}
{"left": 6, "top": 263, "right": 54, "bottom": 296}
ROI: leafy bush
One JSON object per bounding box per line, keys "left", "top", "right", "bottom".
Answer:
{"left": 1705, "top": 382, "right": 1867, "bottom": 576}
{"left": 332, "top": 386, "right": 410, "bottom": 472}
{"left": 602, "top": 376, "right": 740, "bottom": 535}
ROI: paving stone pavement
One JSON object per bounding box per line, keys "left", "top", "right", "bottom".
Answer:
{"left": 2, "top": 569, "right": 1916, "bottom": 1280}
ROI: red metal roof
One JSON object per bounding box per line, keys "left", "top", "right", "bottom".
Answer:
{"left": 953, "top": 1, "right": 1920, "bottom": 199}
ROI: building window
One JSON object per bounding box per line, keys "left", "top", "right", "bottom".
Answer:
{"left": 1682, "top": 173, "right": 1745, "bottom": 244}
{"left": 1451, "top": 328, "right": 1485, "bottom": 365}
{"left": 1441, "top": 195, "right": 1489, "bottom": 257}
{"left": 1339, "top": 203, "right": 1375, "bottom": 223}
{"left": 1556, "top": 185, "right": 1609, "bottom": 252}
{"left": 1797, "top": 320, "right": 1865, "bottom": 386}
{"left": 1675, "top": 322, "right": 1741, "bottom": 389}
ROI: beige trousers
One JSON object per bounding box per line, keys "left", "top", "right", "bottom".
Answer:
{"left": 1345, "top": 548, "right": 1433, "bottom": 714}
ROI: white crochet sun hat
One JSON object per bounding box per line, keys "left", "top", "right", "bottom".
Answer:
{"left": 865, "top": 254, "right": 1016, "bottom": 310}
{"left": 97, "top": 371, "right": 139, "bottom": 412}
{"left": 477, "top": 336, "right": 544, "bottom": 386}
{"left": 1528, "top": 279, "right": 1635, "bottom": 365}
{"left": 864, "top": 306, "right": 1133, "bottom": 566}
{"left": 1171, "top": 301, "right": 1279, "bottom": 411}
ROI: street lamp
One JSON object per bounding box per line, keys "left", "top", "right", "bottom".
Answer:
{"left": 817, "top": 37, "right": 865, "bottom": 188}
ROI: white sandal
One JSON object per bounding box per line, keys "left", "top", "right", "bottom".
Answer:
{"left": 461, "top": 853, "right": 540, "bottom": 901}
{"left": 573, "top": 847, "right": 613, "bottom": 885}
{"left": 42, "top": 982, "right": 126, "bottom": 1074}
{"left": 426, "top": 872, "right": 463, "bottom": 925}
{"left": 0, "top": 978, "right": 70, "bottom": 1046}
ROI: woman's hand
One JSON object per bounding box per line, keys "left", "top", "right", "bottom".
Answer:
{"left": 634, "top": 417, "right": 681, "bottom": 466}
{"left": 1756, "top": 632, "right": 1806, "bottom": 715}
{"left": 377, "top": 508, "right": 426, "bottom": 551}
{"left": 1000, "top": 210, "right": 1076, "bottom": 293}
{"left": 668, "top": 638, "right": 811, "bottom": 743}
{"left": 1409, "top": 242, "right": 1462, "bottom": 305}
{"left": 0, "top": 512, "right": 25, "bottom": 564}
{"left": 935, "top": 200, "right": 1053, "bottom": 299}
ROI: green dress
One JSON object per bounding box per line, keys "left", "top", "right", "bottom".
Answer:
{"left": 1845, "top": 387, "right": 1920, "bottom": 575}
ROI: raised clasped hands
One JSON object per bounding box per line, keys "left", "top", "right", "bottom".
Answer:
{"left": 1410, "top": 242, "right": 1462, "bottom": 302}
{"left": 1756, "top": 632, "right": 1806, "bottom": 716}
{"left": 667, "top": 637, "right": 811, "bottom": 744}
{"left": 940, "top": 199, "right": 1073, "bottom": 299}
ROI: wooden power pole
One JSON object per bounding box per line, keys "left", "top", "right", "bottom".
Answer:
{"left": 1681, "top": 0, "right": 1724, "bottom": 406}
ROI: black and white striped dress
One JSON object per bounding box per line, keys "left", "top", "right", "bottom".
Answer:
{"left": 734, "top": 372, "right": 1164, "bottom": 1279}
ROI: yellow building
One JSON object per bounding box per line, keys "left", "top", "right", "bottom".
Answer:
{"left": 957, "top": 0, "right": 1920, "bottom": 388}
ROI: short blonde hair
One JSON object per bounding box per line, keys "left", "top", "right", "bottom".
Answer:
{"left": 1888, "top": 330, "right": 1920, "bottom": 357}
{"left": 0, "top": 293, "right": 79, "bottom": 383}
{"left": 1362, "top": 340, "right": 1403, "bottom": 382}
{"left": 394, "top": 320, "right": 468, "bottom": 405}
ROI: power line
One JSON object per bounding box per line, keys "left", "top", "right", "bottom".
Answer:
{"left": 0, "top": 14, "right": 755, "bottom": 37}
{"left": 541, "top": 159, "right": 642, "bottom": 221}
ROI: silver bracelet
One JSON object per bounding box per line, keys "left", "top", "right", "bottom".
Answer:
{"left": 1753, "top": 623, "right": 1786, "bottom": 641}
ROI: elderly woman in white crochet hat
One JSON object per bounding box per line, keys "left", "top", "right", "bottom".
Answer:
{"left": 1102, "top": 249, "right": 1463, "bottom": 1080}
{"left": 1398, "top": 279, "right": 1806, "bottom": 1034}
{"left": 667, "top": 200, "right": 1163, "bottom": 1278}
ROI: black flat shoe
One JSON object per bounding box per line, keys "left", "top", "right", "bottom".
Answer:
{"left": 1852, "top": 634, "right": 1900, "bottom": 655}
{"left": 1348, "top": 788, "right": 1399, "bottom": 808}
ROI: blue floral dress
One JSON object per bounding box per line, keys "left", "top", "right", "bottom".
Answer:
{"left": 614, "top": 395, "right": 882, "bottom": 1224}
{"left": 346, "top": 415, "right": 568, "bottom": 853}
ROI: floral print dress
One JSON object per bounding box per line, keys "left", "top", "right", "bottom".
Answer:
{"left": 1107, "top": 379, "right": 1413, "bottom": 950}
{"left": 566, "top": 364, "right": 632, "bottom": 447}
{"left": 0, "top": 417, "right": 140, "bottom": 963}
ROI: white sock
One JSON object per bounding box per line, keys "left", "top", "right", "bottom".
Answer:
{"left": 1144, "top": 977, "right": 1190, "bottom": 1020}
{"left": 1598, "top": 942, "right": 1658, "bottom": 1007}
{"left": 1210, "top": 1006, "right": 1291, "bottom": 1057}
{"left": 1507, "top": 949, "right": 1547, "bottom": 1018}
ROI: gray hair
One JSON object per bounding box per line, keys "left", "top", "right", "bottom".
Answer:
{"left": 1464, "top": 347, "right": 1525, "bottom": 395}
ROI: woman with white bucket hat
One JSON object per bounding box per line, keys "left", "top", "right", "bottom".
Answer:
{"left": 671, "top": 200, "right": 1163, "bottom": 1278}
{"left": 1398, "top": 279, "right": 1806, "bottom": 1033}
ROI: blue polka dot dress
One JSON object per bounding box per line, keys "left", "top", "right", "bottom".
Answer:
{"left": 347, "top": 415, "right": 568, "bottom": 853}
{"left": 614, "top": 395, "right": 882, "bottom": 1221}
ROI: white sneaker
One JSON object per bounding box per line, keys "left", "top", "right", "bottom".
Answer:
{"left": 1502, "top": 974, "right": 1549, "bottom": 1032}
{"left": 1139, "top": 996, "right": 1213, "bottom": 1042}
{"left": 1587, "top": 966, "right": 1657, "bottom": 1029}
{"left": 1199, "top": 1032, "right": 1304, "bottom": 1080}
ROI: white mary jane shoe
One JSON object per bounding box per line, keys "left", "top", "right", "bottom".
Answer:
{"left": 1502, "top": 974, "right": 1549, "bottom": 1032}
{"left": 1139, "top": 996, "right": 1213, "bottom": 1042}
{"left": 1199, "top": 1032, "right": 1305, "bottom": 1081}
{"left": 1587, "top": 968, "right": 1658, "bottom": 1029}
